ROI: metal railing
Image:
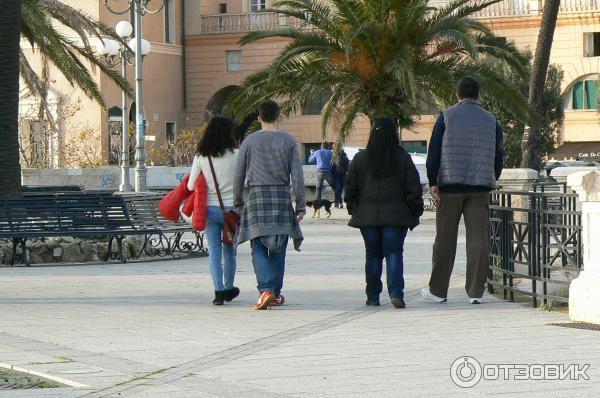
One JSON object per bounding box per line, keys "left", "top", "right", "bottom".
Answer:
{"left": 488, "top": 183, "right": 582, "bottom": 307}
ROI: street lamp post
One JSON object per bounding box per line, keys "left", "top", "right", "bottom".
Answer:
{"left": 103, "top": 0, "right": 164, "bottom": 192}
{"left": 96, "top": 22, "right": 151, "bottom": 192}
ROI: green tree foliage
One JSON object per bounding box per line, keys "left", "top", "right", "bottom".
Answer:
{"left": 482, "top": 56, "right": 564, "bottom": 168}
{"left": 228, "top": 0, "right": 532, "bottom": 143}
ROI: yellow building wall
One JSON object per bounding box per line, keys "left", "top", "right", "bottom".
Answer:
{"left": 19, "top": 0, "right": 185, "bottom": 165}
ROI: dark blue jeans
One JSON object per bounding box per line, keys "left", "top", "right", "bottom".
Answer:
{"left": 360, "top": 226, "right": 409, "bottom": 300}
{"left": 334, "top": 174, "right": 345, "bottom": 205}
{"left": 251, "top": 238, "right": 288, "bottom": 295}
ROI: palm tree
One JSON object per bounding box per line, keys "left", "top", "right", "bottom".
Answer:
{"left": 0, "top": 0, "right": 23, "bottom": 198}
{"left": 20, "top": 0, "right": 129, "bottom": 111}
{"left": 0, "top": 0, "right": 131, "bottom": 197}
{"left": 228, "top": 0, "right": 531, "bottom": 143}
{"left": 519, "top": 0, "right": 561, "bottom": 169}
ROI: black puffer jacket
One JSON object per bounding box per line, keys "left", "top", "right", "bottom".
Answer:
{"left": 344, "top": 148, "right": 424, "bottom": 229}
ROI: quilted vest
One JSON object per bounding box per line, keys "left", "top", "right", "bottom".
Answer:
{"left": 438, "top": 99, "right": 497, "bottom": 189}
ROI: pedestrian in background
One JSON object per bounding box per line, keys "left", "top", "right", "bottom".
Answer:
{"left": 188, "top": 117, "right": 239, "bottom": 306}
{"left": 344, "top": 116, "right": 424, "bottom": 308}
{"left": 233, "top": 100, "right": 306, "bottom": 310}
{"left": 332, "top": 143, "right": 349, "bottom": 208}
{"left": 309, "top": 142, "right": 335, "bottom": 201}
{"left": 422, "top": 76, "right": 504, "bottom": 305}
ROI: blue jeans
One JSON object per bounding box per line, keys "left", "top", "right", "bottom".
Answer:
{"left": 205, "top": 206, "right": 236, "bottom": 291}
{"left": 316, "top": 171, "right": 335, "bottom": 201}
{"left": 251, "top": 238, "right": 288, "bottom": 295}
{"left": 334, "top": 174, "right": 345, "bottom": 205}
{"left": 360, "top": 226, "right": 408, "bottom": 300}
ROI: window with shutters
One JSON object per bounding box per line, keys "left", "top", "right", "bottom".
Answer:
{"left": 568, "top": 80, "right": 598, "bottom": 110}
{"left": 583, "top": 33, "right": 600, "bottom": 57}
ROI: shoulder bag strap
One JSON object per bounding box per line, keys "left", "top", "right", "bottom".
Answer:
{"left": 207, "top": 155, "right": 225, "bottom": 210}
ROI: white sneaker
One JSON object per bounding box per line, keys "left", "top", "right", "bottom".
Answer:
{"left": 469, "top": 298, "right": 483, "bottom": 304}
{"left": 421, "top": 287, "right": 447, "bottom": 303}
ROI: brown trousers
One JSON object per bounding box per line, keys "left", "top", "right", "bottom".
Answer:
{"left": 429, "top": 192, "right": 490, "bottom": 299}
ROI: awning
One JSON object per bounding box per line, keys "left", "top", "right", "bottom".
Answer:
{"left": 549, "top": 142, "right": 600, "bottom": 161}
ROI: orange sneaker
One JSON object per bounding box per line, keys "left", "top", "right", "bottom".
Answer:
{"left": 255, "top": 291, "right": 275, "bottom": 310}
{"left": 271, "top": 294, "right": 285, "bottom": 306}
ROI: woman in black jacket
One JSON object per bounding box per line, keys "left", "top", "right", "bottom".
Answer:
{"left": 344, "top": 116, "right": 424, "bottom": 308}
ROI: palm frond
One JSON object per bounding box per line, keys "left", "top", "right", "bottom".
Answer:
{"left": 20, "top": 0, "right": 131, "bottom": 109}
{"left": 230, "top": 0, "right": 531, "bottom": 140}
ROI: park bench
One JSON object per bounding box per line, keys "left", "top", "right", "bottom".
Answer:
{"left": 0, "top": 193, "right": 205, "bottom": 266}
{"left": 22, "top": 185, "right": 83, "bottom": 194}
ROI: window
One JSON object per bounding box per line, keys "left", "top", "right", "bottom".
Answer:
{"left": 219, "top": 3, "right": 227, "bottom": 13}
{"left": 302, "top": 93, "right": 329, "bottom": 115}
{"left": 584, "top": 33, "right": 600, "bottom": 57}
{"left": 164, "top": 0, "right": 175, "bottom": 44}
{"left": 226, "top": 50, "right": 242, "bottom": 72}
{"left": 166, "top": 122, "right": 176, "bottom": 141}
{"left": 403, "top": 141, "right": 427, "bottom": 154}
{"left": 569, "top": 80, "right": 598, "bottom": 110}
{"left": 250, "top": 0, "right": 266, "bottom": 12}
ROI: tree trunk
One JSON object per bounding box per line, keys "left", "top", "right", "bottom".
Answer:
{"left": 520, "top": 0, "right": 561, "bottom": 169}
{"left": 0, "top": 0, "right": 23, "bottom": 198}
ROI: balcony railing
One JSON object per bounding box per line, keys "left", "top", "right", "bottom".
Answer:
{"left": 559, "top": 0, "right": 600, "bottom": 13}
{"left": 198, "top": 12, "right": 303, "bottom": 35}
{"left": 471, "top": 0, "right": 531, "bottom": 18}
{"left": 198, "top": 2, "right": 600, "bottom": 35}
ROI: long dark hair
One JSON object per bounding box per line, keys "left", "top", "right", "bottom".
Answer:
{"left": 366, "top": 116, "right": 401, "bottom": 177}
{"left": 196, "top": 117, "right": 237, "bottom": 157}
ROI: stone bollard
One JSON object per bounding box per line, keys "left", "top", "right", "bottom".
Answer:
{"left": 567, "top": 171, "right": 600, "bottom": 324}
{"left": 497, "top": 168, "right": 539, "bottom": 191}
{"left": 497, "top": 168, "right": 539, "bottom": 224}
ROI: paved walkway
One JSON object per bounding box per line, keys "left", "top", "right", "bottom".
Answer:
{"left": 1, "top": 214, "right": 599, "bottom": 397}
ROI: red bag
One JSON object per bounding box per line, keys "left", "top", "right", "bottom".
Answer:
{"left": 159, "top": 174, "right": 192, "bottom": 222}
{"left": 222, "top": 210, "right": 240, "bottom": 245}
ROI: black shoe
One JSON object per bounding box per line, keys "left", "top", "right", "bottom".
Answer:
{"left": 366, "top": 299, "right": 380, "bottom": 306}
{"left": 213, "top": 291, "right": 225, "bottom": 305}
{"left": 391, "top": 298, "right": 406, "bottom": 309}
{"left": 223, "top": 287, "right": 240, "bottom": 302}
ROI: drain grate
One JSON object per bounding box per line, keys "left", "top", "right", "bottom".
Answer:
{"left": 549, "top": 322, "right": 600, "bottom": 331}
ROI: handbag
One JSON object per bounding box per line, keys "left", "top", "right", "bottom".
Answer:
{"left": 207, "top": 155, "right": 240, "bottom": 245}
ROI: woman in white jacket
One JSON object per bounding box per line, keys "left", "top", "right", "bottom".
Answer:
{"left": 188, "top": 117, "right": 239, "bottom": 305}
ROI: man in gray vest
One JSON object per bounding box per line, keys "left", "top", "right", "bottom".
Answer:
{"left": 422, "top": 76, "right": 504, "bottom": 305}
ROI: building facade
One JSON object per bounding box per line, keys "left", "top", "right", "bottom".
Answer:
{"left": 19, "top": 0, "right": 185, "bottom": 168}
{"left": 19, "top": 0, "right": 600, "bottom": 166}
{"left": 184, "top": 0, "right": 600, "bottom": 161}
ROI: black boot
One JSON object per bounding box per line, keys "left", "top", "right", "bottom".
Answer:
{"left": 213, "top": 291, "right": 225, "bottom": 305}
{"left": 223, "top": 287, "right": 240, "bottom": 302}
{"left": 391, "top": 298, "right": 406, "bottom": 309}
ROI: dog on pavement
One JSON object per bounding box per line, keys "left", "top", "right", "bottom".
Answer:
{"left": 306, "top": 200, "right": 333, "bottom": 219}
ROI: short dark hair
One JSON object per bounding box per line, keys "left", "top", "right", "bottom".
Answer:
{"left": 456, "top": 76, "right": 480, "bottom": 99}
{"left": 196, "top": 116, "right": 237, "bottom": 157}
{"left": 258, "top": 100, "right": 280, "bottom": 123}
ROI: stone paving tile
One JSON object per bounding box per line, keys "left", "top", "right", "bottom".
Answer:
{"left": 1, "top": 221, "right": 599, "bottom": 397}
